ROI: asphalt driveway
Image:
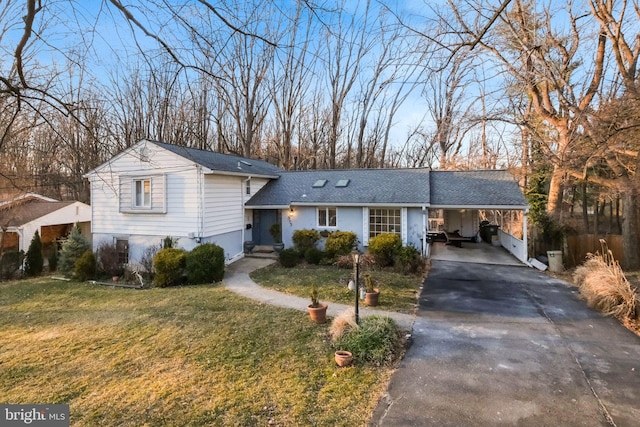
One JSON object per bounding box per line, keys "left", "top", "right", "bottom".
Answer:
{"left": 371, "top": 260, "right": 640, "bottom": 426}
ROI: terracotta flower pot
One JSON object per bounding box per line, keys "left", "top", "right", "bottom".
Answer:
{"left": 335, "top": 350, "right": 353, "bottom": 367}
{"left": 365, "top": 289, "right": 380, "bottom": 306}
{"left": 307, "top": 303, "right": 328, "bottom": 324}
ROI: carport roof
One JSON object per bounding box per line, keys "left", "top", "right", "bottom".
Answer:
{"left": 429, "top": 170, "right": 527, "bottom": 208}
{"left": 246, "top": 168, "right": 431, "bottom": 207}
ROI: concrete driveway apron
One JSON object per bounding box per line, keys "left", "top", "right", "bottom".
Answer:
{"left": 372, "top": 260, "right": 640, "bottom": 426}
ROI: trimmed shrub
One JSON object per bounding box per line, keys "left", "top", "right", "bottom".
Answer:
{"left": 25, "top": 230, "right": 44, "bottom": 276}
{"left": 96, "top": 242, "right": 123, "bottom": 277}
{"left": 394, "top": 245, "right": 424, "bottom": 275}
{"left": 74, "top": 250, "right": 96, "bottom": 281}
{"left": 292, "top": 229, "right": 320, "bottom": 253}
{"left": 153, "top": 248, "right": 187, "bottom": 287}
{"left": 304, "top": 247, "right": 324, "bottom": 265}
{"left": 58, "top": 224, "right": 91, "bottom": 276}
{"left": 368, "top": 233, "right": 402, "bottom": 267}
{"left": 279, "top": 248, "right": 299, "bottom": 268}
{"left": 186, "top": 243, "right": 225, "bottom": 284}
{"left": 332, "top": 315, "right": 403, "bottom": 366}
{"left": 324, "top": 231, "right": 357, "bottom": 259}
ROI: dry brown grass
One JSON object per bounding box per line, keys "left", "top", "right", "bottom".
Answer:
{"left": 329, "top": 309, "right": 358, "bottom": 342}
{"left": 573, "top": 240, "right": 638, "bottom": 321}
{"left": 0, "top": 277, "right": 397, "bottom": 426}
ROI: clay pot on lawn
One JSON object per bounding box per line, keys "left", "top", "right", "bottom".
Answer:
{"left": 334, "top": 350, "right": 353, "bottom": 367}
{"left": 365, "top": 289, "right": 380, "bottom": 306}
{"left": 307, "top": 303, "right": 328, "bottom": 324}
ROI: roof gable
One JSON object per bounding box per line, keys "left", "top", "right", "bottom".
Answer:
{"left": 86, "top": 140, "right": 283, "bottom": 178}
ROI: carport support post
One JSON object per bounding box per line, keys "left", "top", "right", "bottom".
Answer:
{"left": 353, "top": 250, "right": 360, "bottom": 325}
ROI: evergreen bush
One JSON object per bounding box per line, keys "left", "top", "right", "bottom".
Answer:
{"left": 292, "top": 229, "right": 320, "bottom": 253}
{"left": 58, "top": 224, "right": 91, "bottom": 276}
{"left": 185, "top": 243, "right": 225, "bottom": 284}
{"left": 368, "top": 233, "right": 402, "bottom": 267}
{"left": 74, "top": 250, "right": 96, "bottom": 281}
{"left": 394, "top": 245, "right": 424, "bottom": 275}
{"left": 25, "top": 230, "right": 44, "bottom": 276}
{"left": 324, "top": 231, "right": 357, "bottom": 259}
{"left": 279, "top": 248, "right": 299, "bottom": 268}
{"left": 48, "top": 248, "right": 58, "bottom": 272}
{"left": 304, "top": 247, "right": 324, "bottom": 265}
{"left": 0, "top": 250, "right": 23, "bottom": 280}
{"left": 153, "top": 248, "right": 187, "bottom": 287}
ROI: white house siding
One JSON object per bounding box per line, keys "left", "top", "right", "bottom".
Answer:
{"left": 89, "top": 143, "right": 200, "bottom": 261}
{"left": 202, "top": 175, "right": 244, "bottom": 236}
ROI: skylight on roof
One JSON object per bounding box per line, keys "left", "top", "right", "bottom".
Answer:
{"left": 335, "top": 179, "right": 350, "bottom": 187}
{"left": 312, "top": 179, "right": 328, "bottom": 188}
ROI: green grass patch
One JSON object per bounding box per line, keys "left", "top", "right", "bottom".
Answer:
{"left": 250, "top": 263, "right": 422, "bottom": 313}
{"left": 0, "top": 277, "right": 397, "bottom": 426}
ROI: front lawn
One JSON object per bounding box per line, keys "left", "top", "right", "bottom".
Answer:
{"left": 0, "top": 278, "right": 396, "bottom": 426}
{"left": 250, "top": 263, "right": 423, "bottom": 314}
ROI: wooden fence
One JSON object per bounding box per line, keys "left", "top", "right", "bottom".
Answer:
{"left": 566, "top": 234, "right": 623, "bottom": 268}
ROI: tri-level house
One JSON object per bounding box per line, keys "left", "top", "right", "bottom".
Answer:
{"left": 85, "top": 140, "right": 529, "bottom": 266}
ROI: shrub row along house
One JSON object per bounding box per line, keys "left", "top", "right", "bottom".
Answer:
{"left": 85, "top": 140, "right": 528, "bottom": 267}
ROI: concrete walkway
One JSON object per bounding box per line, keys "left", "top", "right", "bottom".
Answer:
{"left": 223, "top": 257, "right": 415, "bottom": 331}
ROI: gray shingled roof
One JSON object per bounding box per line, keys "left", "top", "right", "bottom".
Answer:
{"left": 151, "top": 141, "right": 283, "bottom": 177}
{"left": 429, "top": 170, "right": 527, "bottom": 207}
{"left": 247, "top": 168, "right": 431, "bottom": 206}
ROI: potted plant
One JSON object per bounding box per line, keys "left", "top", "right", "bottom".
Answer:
{"left": 307, "top": 284, "right": 328, "bottom": 324}
{"left": 269, "top": 223, "right": 285, "bottom": 253}
{"left": 334, "top": 350, "right": 353, "bottom": 367}
{"left": 364, "top": 273, "right": 380, "bottom": 306}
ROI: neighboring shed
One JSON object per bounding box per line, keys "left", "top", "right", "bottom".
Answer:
{"left": 0, "top": 195, "right": 91, "bottom": 255}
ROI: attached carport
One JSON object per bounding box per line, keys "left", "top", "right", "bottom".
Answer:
{"left": 427, "top": 170, "right": 529, "bottom": 263}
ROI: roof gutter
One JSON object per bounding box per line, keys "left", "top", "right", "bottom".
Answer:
{"left": 431, "top": 204, "right": 529, "bottom": 210}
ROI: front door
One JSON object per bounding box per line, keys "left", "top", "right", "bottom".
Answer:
{"left": 253, "top": 210, "right": 279, "bottom": 245}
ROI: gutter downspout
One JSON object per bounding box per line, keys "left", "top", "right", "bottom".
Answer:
{"left": 422, "top": 206, "right": 428, "bottom": 258}
{"left": 241, "top": 177, "right": 251, "bottom": 249}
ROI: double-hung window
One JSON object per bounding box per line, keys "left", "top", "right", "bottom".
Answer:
{"left": 318, "top": 207, "right": 337, "bottom": 228}
{"left": 134, "top": 179, "right": 151, "bottom": 208}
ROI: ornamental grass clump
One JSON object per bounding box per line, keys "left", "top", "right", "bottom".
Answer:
{"left": 573, "top": 240, "right": 638, "bottom": 320}
{"left": 331, "top": 315, "right": 403, "bottom": 366}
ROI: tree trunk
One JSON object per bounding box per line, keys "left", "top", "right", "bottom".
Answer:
{"left": 620, "top": 186, "right": 640, "bottom": 270}
{"left": 546, "top": 165, "right": 565, "bottom": 219}
{"left": 581, "top": 182, "right": 589, "bottom": 233}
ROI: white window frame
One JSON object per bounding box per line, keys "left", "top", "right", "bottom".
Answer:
{"left": 133, "top": 178, "right": 151, "bottom": 209}
{"left": 317, "top": 207, "right": 337, "bottom": 228}
{"left": 369, "top": 208, "right": 402, "bottom": 238}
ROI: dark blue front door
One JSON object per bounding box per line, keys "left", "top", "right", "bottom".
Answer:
{"left": 253, "top": 210, "right": 278, "bottom": 245}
